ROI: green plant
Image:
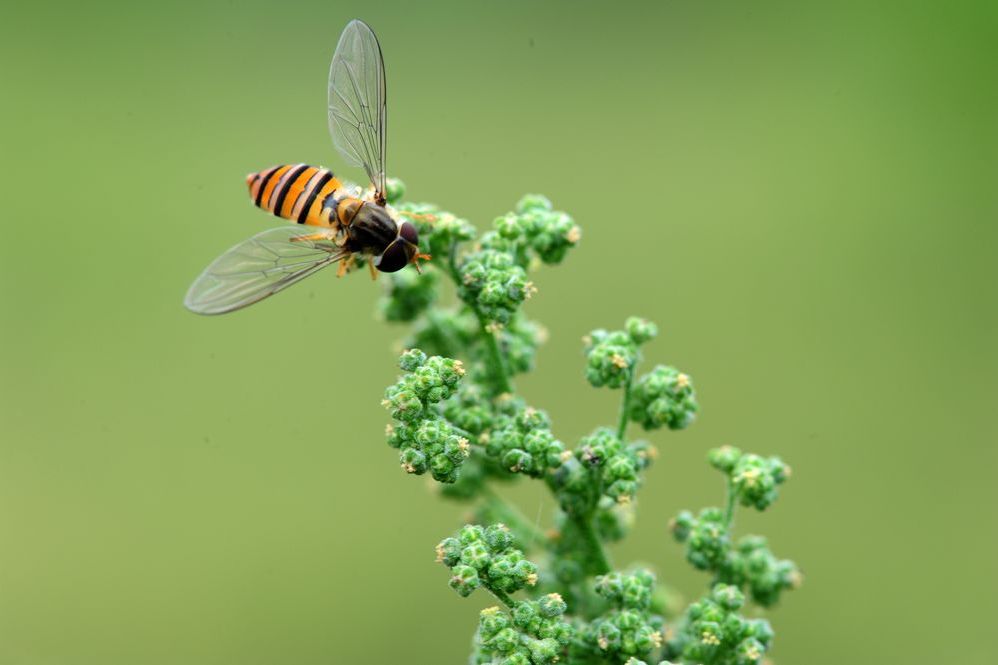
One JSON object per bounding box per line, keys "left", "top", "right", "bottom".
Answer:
{"left": 378, "top": 179, "right": 800, "bottom": 664}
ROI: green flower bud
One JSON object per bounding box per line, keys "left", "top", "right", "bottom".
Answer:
{"left": 708, "top": 445, "right": 743, "bottom": 473}
{"left": 384, "top": 177, "right": 406, "bottom": 204}
{"left": 731, "top": 454, "right": 789, "bottom": 511}
{"left": 584, "top": 330, "right": 637, "bottom": 389}
{"left": 712, "top": 584, "right": 745, "bottom": 611}
{"left": 449, "top": 564, "right": 481, "bottom": 597}
{"left": 735, "top": 637, "right": 765, "bottom": 665}
{"left": 628, "top": 365, "right": 698, "bottom": 431}
{"left": 538, "top": 592, "right": 567, "bottom": 618}
{"left": 461, "top": 541, "right": 492, "bottom": 570}
{"left": 670, "top": 510, "right": 696, "bottom": 542}
{"left": 625, "top": 317, "right": 658, "bottom": 345}
{"left": 516, "top": 194, "right": 553, "bottom": 213}
{"left": 491, "top": 627, "right": 520, "bottom": 652}
{"left": 398, "top": 348, "right": 427, "bottom": 371}
{"left": 527, "top": 637, "right": 560, "bottom": 664}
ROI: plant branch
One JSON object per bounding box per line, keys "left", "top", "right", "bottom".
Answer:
{"left": 616, "top": 365, "right": 635, "bottom": 441}
{"left": 443, "top": 241, "right": 513, "bottom": 396}
{"left": 723, "top": 476, "right": 737, "bottom": 533}
{"left": 485, "top": 584, "right": 516, "bottom": 610}
{"left": 480, "top": 485, "right": 547, "bottom": 551}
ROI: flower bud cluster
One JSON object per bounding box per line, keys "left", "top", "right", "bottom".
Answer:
{"left": 458, "top": 247, "right": 534, "bottom": 326}
{"left": 663, "top": 584, "right": 774, "bottom": 665}
{"left": 671, "top": 509, "right": 801, "bottom": 607}
{"left": 490, "top": 194, "right": 581, "bottom": 266}
{"left": 575, "top": 570, "right": 665, "bottom": 661}
{"left": 628, "top": 365, "right": 698, "bottom": 431}
{"left": 436, "top": 524, "right": 539, "bottom": 598}
{"left": 583, "top": 317, "right": 664, "bottom": 388}
{"left": 671, "top": 507, "right": 730, "bottom": 571}
{"left": 583, "top": 328, "right": 639, "bottom": 389}
{"left": 383, "top": 349, "right": 469, "bottom": 483}
{"left": 722, "top": 535, "right": 802, "bottom": 607}
{"left": 575, "top": 428, "right": 655, "bottom": 505}
{"left": 709, "top": 446, "right": 790, "bottom": 511}
{"left": 484, "top": 399, "right": 566, "bottom": 478}
{"left": 471, "top": 594, "right": 574, "bottom": 665}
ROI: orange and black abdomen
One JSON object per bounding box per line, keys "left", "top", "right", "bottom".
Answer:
{"left": 246, "top": 164, "right": 343, "bottom": 227}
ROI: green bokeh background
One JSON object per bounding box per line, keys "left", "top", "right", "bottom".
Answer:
{"left": 2, "top": 1, "right": 996, "bottom": 663}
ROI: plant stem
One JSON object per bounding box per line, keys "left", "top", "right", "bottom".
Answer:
{"left": 443, "top": 242, "right": 513, "bottom": 395}
{"left": 485, "top": 584, "right": 516, "bottom": 610}
{"left": 474, "top": 310, "right": 513, "bottom": 395}
{"left": 616, "top": 365, "right": 635, "bottom": 441}
{"left": 480, "top": 486, "right": 547, "bottom": 551}
{"left": 573, "top": 513, "right": 612, "bottom": 576}
{"left": 723, "top": 476, "right": 737, "bottom": 533}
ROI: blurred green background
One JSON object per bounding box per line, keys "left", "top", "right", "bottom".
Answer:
{"left": 1, "top": 0, "right": 996, "bottom": 663}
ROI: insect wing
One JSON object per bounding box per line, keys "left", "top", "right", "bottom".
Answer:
{"left": 328, "top": 19, "right": 386, "bottom": 199}
{"left": 184, "top": 226, "right": 346, "bottom": 315}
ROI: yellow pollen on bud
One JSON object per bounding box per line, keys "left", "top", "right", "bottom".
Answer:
{"left": 486, "top": 321, "right": 503, "bottom": 334}
{"left": 701, "top": 631, "right": 721, "bottom": 646}
{"left": 482, "top": 606, "right": 501, "bottom": 617}
{"left": 458, "top": 438, "right": 470, "bottom": 455}
{"left": 453, "top": 360, "right": 466, "bottom": 375}
{"left": 616, "top": 494, "right": 632, "bottom": 505}
{"left": 524, "top": 282, "right": 538, "bottom": 299}
{"left": 598, "top": 636, "right": 609, "bottom": 650}
{"left": 736, "top": 468, "right": 761, "bottom": 487}
{"left": 434, "top": 543, "right": 445, "bottom": 562}
{"left": 789, "top": 569, "right": 804, "bottom": 588}
{"left": 567, "top": 225, "right": 581, "bottom": 243}
{"left": 381, "top": 399, "right": 391, "bottom": 408}
{"left": 676, "top": 373, "right": 690, "bottom": 388}
{"left": 611, "top": 354, "right": 629, "bottom": 369}
{"left": 650, "top": 631, "right": 662, "bottom": 647}
{"left": 559, "top": 450, "right": 573, "bottom": 463}
{"left": 478, "top": 432, "right": 491, "bottom": 444}
{"left": 385, "top": 423, "right": 395, "bottom": 436}
{"left": 547, "top": 592, "right": 563, "bottom": 602}
{"left": 526, "top": 573, "right": 538, "bottom": 586}
{"left": 402, "top": 462, "right": 416, "bottom": 473}
{"left": 582, "top": 335, "right": 592, "bottom": 347}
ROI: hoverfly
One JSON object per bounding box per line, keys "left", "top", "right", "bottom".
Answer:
{"left": 184, "top": 19, "right": 428, "bottom": 315}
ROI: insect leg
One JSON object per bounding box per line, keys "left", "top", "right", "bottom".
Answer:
{"left": 336, "top": 253, "right": 357, "bottom": 278}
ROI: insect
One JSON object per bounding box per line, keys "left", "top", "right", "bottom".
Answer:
{"left": 184, "top": 19, "right": 428, "bottom": 315}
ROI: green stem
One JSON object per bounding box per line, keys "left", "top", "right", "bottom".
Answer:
{"left": 542, "top": 477, "right": 612, "bottom": 577}
{"left": 723, "top": 476, "right": 737, "bottom": 533}
{"left": 573, "top": 513, "right": 611, "bottom": 576}
{"left": 616, "top": 365, "right": 635, "bottom": 441}
{"left": 485, "top": 584, "right": 516, "bottom": 610}
{"left": 443, "top": 241, "right": 513, "bottom": 396}
{"left": 481, "top": 486, "right": 547, "bottom": 551}
{"left": 475, "top": 310, "right": 513, "bottom": 395}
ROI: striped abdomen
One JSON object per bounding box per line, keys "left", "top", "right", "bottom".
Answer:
{"left": 246, "top": 164, "right": 343, "bottom": 227}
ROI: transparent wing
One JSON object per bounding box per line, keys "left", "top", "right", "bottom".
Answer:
{"left": 184, "top": 226, "right": 347, "bottom": 315}
{"left": 328, "top": 19, "right": 386, "bottom": 199}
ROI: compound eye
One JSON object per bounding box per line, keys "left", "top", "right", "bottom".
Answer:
{"left": 374, "top": 240, "right": 409, "bottom": 273}
{"left": 399, "top": 221, "right": 419, "bottom": 245}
